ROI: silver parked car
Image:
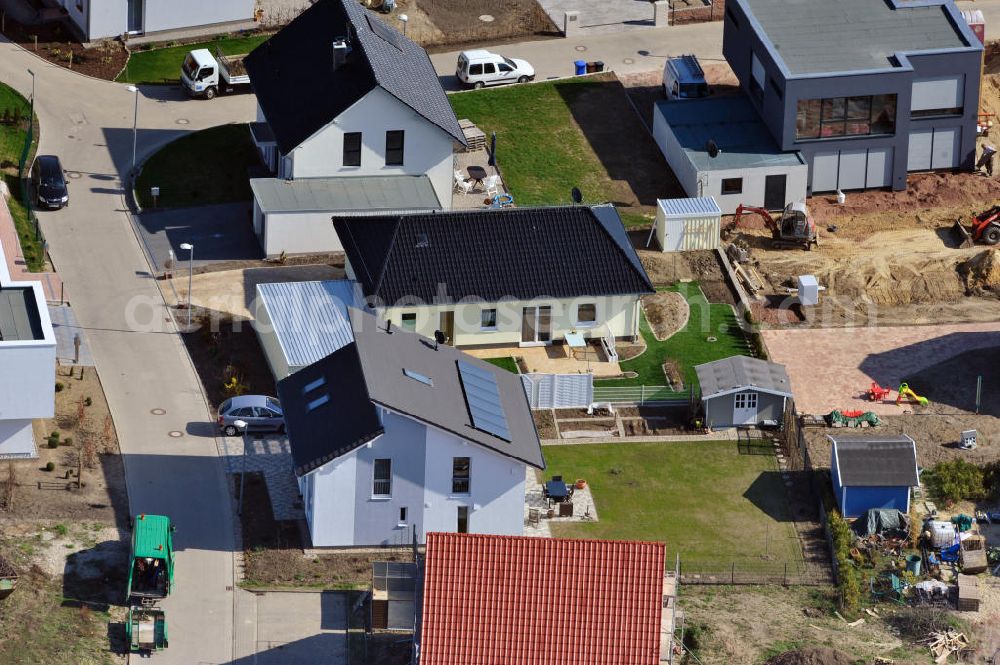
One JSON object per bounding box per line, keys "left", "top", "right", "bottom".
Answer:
{"left": 217, "top": 395, "right": 284, "bottom": 436}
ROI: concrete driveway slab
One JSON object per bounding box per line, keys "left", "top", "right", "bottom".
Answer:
{"left": 255, "top": 591, "right": 347, "bottom": 665}
{"left": 48, "top": 303, "right": 94, "bottom": 365}
{"left": 135, "top": 202, "right": 261, "bottom": 271}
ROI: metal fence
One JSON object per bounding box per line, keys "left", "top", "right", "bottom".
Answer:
{"left": 591, "top": 385, "right": 690, "bottom": 406}
{"left": 678, "top": 557, "right": 830, "bottom": 586}
{"left": 521, "top": 373, "right": 593, "bottom": 409}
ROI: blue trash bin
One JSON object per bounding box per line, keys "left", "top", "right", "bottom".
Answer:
{"left": 574, "top": 60, "right": 587, "bottom": 76}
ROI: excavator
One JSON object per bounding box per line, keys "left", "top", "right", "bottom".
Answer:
{"left": 953, "top": 205, "right": 1000, "bottom": 248}
{"left": 724, "top": 202, "right": 819, "bottom": 250}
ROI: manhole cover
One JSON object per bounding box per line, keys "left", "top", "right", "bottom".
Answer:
{"left": 168, "top": 430, "right": 183, "bottom": 438}
{"left": 478, "top": 14, "right": 494, "bottom": 22}
{"left": 175, "top": 118, "right": 190, "bottom": 125}
{"left": 66, "top": 171, "right": 82, "bottom": 179}
{"left": 150, "top": 408, "right": 166, "bottom": 415}
{"left": 574, "top": 45, "right": 587, "bottom": 52}
{"left": 67, "top": 134, "right": 75, "bottom": 140}
{"left": 622, "top": 57, "right": 634, "bottom": 65}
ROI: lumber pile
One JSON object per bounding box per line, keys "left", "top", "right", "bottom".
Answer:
{"left": 920, "top": 630, "right": 970, "bottom": 663}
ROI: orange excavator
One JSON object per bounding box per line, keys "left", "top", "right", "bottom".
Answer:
{"left": 724, "top": 202, "right": 818, "bottom": 250}
{"left": 954, "top": 205, "right": 1000, "bottom": 247}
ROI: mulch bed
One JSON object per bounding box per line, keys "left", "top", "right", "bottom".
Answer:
{"left": 668, "top": 0, "right": 725, "bottom": 26}
{"left": 1, "top": 16, "right": 127, "bottom": 81}
{"left": 533, "top": 410, "right": 558, "bottom": 439}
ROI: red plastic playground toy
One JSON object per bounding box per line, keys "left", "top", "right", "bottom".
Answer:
{"left": 867, "top": 382, "right": 892, "bottom": 402}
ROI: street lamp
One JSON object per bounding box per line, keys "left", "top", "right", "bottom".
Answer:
{"left": 234, "top": 420, "right": 248, "bottom": 515}
{"left": 398, "top": 13, "right": 408, "bottom": 35}
{"left": 26, "top": 69, "right": 35, "bottom": 106}
{"left": 179, "top": 242, "right": 194, "bottom": 329}
{"left": 126, "top": 85, "right": 140, "bottom": 175}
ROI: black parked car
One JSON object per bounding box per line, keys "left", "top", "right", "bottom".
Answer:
{"left": 31, "top": 155, "right": 68, "bottom": 209}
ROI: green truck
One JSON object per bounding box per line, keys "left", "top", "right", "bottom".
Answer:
{"left": 125, "top": 514, "right": 175, "bottom": 653}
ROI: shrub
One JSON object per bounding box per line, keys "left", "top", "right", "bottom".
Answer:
{"left": 44, "top": 462, "right": 55, "bottom": 472}
{"left": 828, "top": 508, "right": 862, "bottom": 613}
{"left": 55, "top": 381, "right": 64, "bottom": 392}
{"left": 62, "top": 437, "right": 73, "bottom": 447}
{"left": 924, "top": 459, "right": 986, "bottom": 504}
{"left": 984, "top": 461, "right": 1000, "bottom": 498}
{"left": 47, "top": 431, "right": 60, "bottom": 449}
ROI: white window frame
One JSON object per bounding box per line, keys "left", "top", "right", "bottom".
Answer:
{"left": 734, "top": 392, "right": 758, "bottom": 409}
{"left": 372, "top": 458, "right": 392, "bottom": 498}
{"left": 480, "top": 308, "right": 498, "bottom": 331}
{"left": 576, "top": 303, "right": 597, "bottom": 327}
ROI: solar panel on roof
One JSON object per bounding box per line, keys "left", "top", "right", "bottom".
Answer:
{"left": 456, "top": 361, "right": 511, "bottom": 442}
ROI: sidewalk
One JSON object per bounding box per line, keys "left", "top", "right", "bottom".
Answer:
{"left": 0, "top": 194, "right": 62, "bottom": 301}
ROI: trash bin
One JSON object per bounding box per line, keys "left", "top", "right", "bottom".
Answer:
{"left": 586, "top": 61, "right": 597, "bottom": 74}
{"left": 594, "top": 60, "right": 605, "bottom": 72}
{"left": 574, "top": 60, "right": 587, "bottom": 76}
{"left": 905, "top": 554, "right": 922, "bottom": 576}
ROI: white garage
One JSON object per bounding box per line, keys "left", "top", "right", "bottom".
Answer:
{"left": 653, "top": 96, "right": 808, "bottom": 214}
{"left": 651, "top": 197, "right": 721, "bottom": 252}
{"left": 810, "top": 147, "right": 893, "bottom": 192}
{"left": 249, "top": 175, "right": 441, "bottom": 258}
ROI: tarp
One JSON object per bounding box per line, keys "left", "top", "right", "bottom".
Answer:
{"left": 853, "top": 508, "right": 909, "bottom": 537}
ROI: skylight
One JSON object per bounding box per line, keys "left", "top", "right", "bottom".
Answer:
{"left": 403, "top": 369, "right": 433, "bottom": 386}
{"left": 303, "top": 376, "right": 327, "bottom": 394}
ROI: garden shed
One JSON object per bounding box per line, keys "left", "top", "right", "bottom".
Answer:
{"left": 829, "top": 435, "right": 919, "bottom": 518}
{"left": 652, "top": 96, "right": 808, "bottom": 214}
{"left": 651, "top": 197, "right": 721, "bottom": 252}
{"left": 695, "top": 356, "right": 792, "bottom": 429}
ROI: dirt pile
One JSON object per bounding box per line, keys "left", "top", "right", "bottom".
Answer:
{"left": 642, "top": 291, "right": 689, "bottom": 340}
{"left": 960, "top": 248, "right": 1000, "bottom": 292}
{"left": 764, "top": 647, "right": 858, "bottom": 665}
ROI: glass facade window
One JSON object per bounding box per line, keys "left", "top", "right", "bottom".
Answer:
{"left": 796, "top": 94, "right": 896, "bottom": 140}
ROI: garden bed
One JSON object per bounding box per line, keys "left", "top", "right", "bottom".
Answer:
{"left": 0, "top": 17, "right": 127, "bottom": 80}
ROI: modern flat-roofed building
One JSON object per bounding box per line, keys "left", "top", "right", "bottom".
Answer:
{"left": 723, "top": 0, "right": 982, "bottom": 193}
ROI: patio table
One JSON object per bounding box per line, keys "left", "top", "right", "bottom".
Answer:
{"left": 467, "top": 165, "right": 488, "bottom": 190}
{"left": 545, "top": 480, "right": 571, "bottom": 502}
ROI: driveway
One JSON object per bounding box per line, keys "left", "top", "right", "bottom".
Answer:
{"left": 762, "top": 322, "right": 1000, "bottom": 416}
{"left": 248, "top": 591, "right": 348, "bottom": 665}
{"left": 0, "top": 37, "right": 256, "bottom": 664}
{"left": 537, "top": 0, "right": 658, "bottom": 31}
{"left": 135, "top": 202, "right": 262, "bottom": 271}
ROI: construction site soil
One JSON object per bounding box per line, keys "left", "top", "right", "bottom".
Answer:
{"left": 763, "top": 648, "right": 858, "bottom": 665}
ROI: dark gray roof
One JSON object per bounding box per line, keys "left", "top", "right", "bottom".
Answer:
{"left": 741, "top": 0, "right": 977, "bottom": 75}
{"left": 245, "top": 0, "right": 465, "bottom": 155}
{"left": 277, "top": 342, "right": 384, "bottom": 475}
{"left": 334, "top": 204, "right": 654, "bottom": 304}
{"left": 831, "top": 436, "right": 919, "bottom": 487}
{"left": 277, "top": 308, "right": 545, "bottom": 475}
{"left": 350, "top": 308, "right": 544, "bottom": 469}
{"left": 695, "top": 355, "right": 792, "bottom": 398}
{"left": 249, "top": 176, "right": 441, "bottom": 214}
{"left": 0, "top": 287, "right": 44, "bottom": 341}
{"left": 656, "top": 96, "right": 805, "bottom": 172}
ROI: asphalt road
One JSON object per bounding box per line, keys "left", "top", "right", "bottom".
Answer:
{"left": 0, "top": 45, "right": 256, "bottom": 664}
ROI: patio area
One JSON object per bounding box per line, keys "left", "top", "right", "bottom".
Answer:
{"left": 464, "top": 341, "right": 623, "bottom": 377}
{"left": 452, "top": 120, "right": 511, "bottom": 211}
{"left": 523, "top": 468, "right": 599, "bottom": 538}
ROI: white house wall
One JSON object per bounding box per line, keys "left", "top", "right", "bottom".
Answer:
{"left": 261, "top": 210, "right": 344, "bottom": 257}
{"left": 379, "top": 295, "right": 642, "bottom": 346}
{"left": 421, "top": 426, "right": 526, "bottom": 537}
{"left": 289, "top": 88, "right": 455, "bottom": 208}
{"left": 85, "top": 1, "right": 126, "bottom": 40}
{"left": 0, "top": 420, "right": 35, "bottom": 459}
{"left": 702, "top": 164, "right": 808, "bottom": 214}
{"left": 307, "top": 453, "right": 358, "bottom": 547}
{"left": 142, "top": 0, "right": 254, "bottom": 35}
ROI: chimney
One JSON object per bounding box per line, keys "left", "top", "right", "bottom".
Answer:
{"left": 332, "top": 38, "right": 348, "bottom": 71}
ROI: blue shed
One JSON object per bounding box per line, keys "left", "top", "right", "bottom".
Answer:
{"left": 830, "top": 435, "right": 919, "bottom": 518}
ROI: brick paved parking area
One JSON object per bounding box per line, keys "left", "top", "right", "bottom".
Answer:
{"left": 763, "top": 323, "right": 1000, "bottom": 416}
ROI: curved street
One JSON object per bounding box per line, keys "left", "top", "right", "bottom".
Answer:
{"left": 0, "top": 38, "right": 256, "bottom": 664}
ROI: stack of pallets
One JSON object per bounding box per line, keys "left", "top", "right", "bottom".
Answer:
{"left": 458, "top": 119, "right": 487, "bottom": 152}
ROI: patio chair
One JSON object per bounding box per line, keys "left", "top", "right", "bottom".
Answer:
{"left": 528, "top": 508, "right": 540, "bottom": 526}
{"left": 454, "top": 171, "right": 474, "bottom": 194}
{"left": 484, "top": 174, "right": 500, "bottom": 197}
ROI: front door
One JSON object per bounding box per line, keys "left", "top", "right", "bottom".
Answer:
{"left": 763, "top": 174, "right": 786, "bottom": 210}
{"left": 520, "top": 306, "right": 552, "bottom": 345}
{"left": 439, "top": 311, "right": 454, "bottom": 344}
{"left": 733, "top": 391, "right": 759, "bottom": 425}
{"left": 127, "top": 0, "right": 143, "bottom": 33}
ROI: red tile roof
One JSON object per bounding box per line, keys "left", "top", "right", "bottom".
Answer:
{"left": 419, "top": 533, "right": 666, "bottom": 665}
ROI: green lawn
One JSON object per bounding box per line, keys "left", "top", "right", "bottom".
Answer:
{"left": 0, "top": 83, "right": 43, "bottom": 271}
{"left": 136, "top": 123, "right": 258, "bottom": 208}
{"left": 483, "top": 357, "right": 519, "bottom": 373}
{"left": 449, "top": 79, "right": 636, "bottom": 208}
{"left": 599, "top": 282, "right": 752, "bottom": 388}
{"left": 543, "top": 441, "right": 804, "bottom": 568}
{"left": 116, "top": 34, "right": 270, "bottom": 85}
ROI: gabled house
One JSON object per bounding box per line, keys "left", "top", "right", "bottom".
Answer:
{"left": 0, "top": 236, "right": 56, "bottom": 460}
{"left": 334, "top": 204, "right": 655, "bottom": 354}
{"left": 417, "top": 533, "right": 668, "bottom": 665}
{"left": 245, "top": 0, "right": 466, "bottom": 257}
{"left": 829, "top": 435, "right": 919, "bottom": 517}
{"left": 276, "top": 308, "right": 544, "bottom": 547}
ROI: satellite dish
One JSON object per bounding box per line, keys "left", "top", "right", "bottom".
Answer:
{"left": 706, "top": 140, "right": 719, "bottom": 158}
{"left": 434, "top": 330, "right": 446, "bottom": 348}
{"left": 571, "top": 187, "right": 583, "bottom": 204}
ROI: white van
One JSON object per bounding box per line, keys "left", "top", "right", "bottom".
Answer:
{"left": 663, "top": 54, "right": 709, "bottom": 100}
{"left": 456, "top": 50, "right": 535, "bottom": 89}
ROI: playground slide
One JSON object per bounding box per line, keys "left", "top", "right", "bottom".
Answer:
{"left": 896, "top": 382, "right": 929, "bottom": 406}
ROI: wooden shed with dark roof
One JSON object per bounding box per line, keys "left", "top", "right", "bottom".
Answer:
{"left": 829, "top": 435, "right": 919, "bottom": 518}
